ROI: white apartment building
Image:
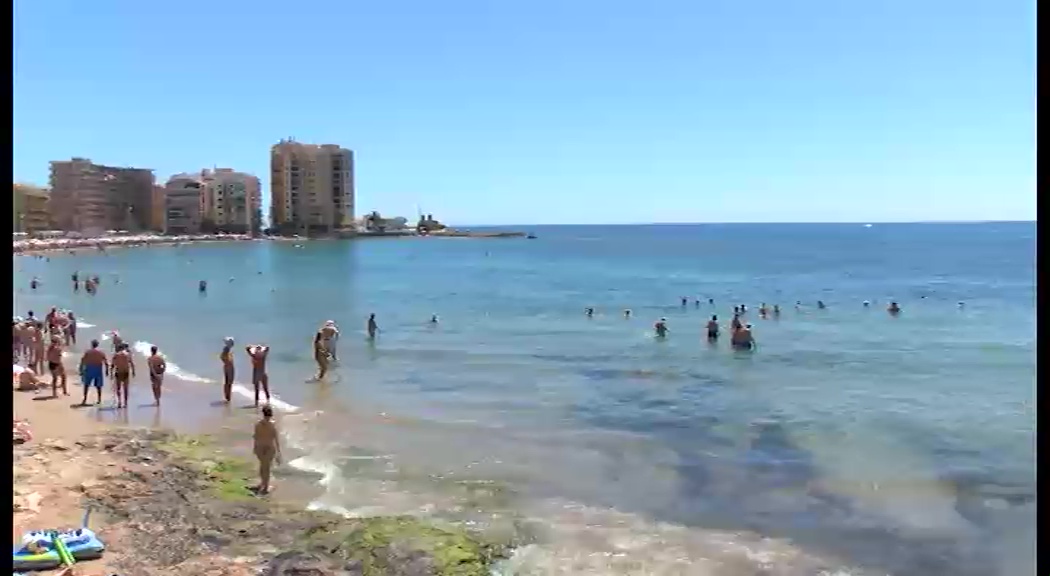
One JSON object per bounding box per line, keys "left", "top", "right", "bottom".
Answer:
{"left": 270, "top": 139, "right": 354, "bottom": 232}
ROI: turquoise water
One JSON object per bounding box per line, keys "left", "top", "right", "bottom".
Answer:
{"left": 14, "top": 223, "right": 1035, "bottom": 575}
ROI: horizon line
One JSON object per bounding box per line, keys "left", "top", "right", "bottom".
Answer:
{"left": 447, "top": 219, "right": 1035, "bottom": 228}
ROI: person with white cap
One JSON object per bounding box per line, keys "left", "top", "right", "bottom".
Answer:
{"left": 319, "top": 320, "right": 340, "bottom": 362}
{"left": 654, "top": 317, "right": 669, "bottom": 338}
{"left": 219, "top": 337, "right": 236, "bottom": 403}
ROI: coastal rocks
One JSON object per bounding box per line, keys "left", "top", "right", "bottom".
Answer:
{"left": 79, "top": 429, "right": 511, "bottom": 575}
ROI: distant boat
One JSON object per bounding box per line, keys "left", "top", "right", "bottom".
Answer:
{"left": 526, "top": 234, "right": 537, "bottom": 239}
{"left": 863, "top": 224, "right": 873, "bottom": 228}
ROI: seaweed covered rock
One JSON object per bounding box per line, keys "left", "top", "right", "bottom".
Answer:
{"left": 297, "top": 516, "right": 507, "bottom": 576}
{"left": 80, "top": 429, "right": 511, "bottom": 575}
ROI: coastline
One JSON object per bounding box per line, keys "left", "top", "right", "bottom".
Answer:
{"left": 13, "top": 233, "right": 255, "bottom": 256}
{"left": 13, "top": 357, "right": 512, "bottom": 575}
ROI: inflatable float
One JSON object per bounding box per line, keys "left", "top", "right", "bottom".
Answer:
{"left": 12, "top": 528, "right": 105, "bottom": 571}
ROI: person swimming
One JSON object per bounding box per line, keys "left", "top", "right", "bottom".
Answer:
{"left": 585, "top": 307, "right": 595, "bottom": 318}
{"left": 758, "top": 303, "right": 769, "bottom": 318}
{"left": 817, "top": 300, "right": 826, "bottom": 310}
{"left": 863, "top": 300, "right": 871, "bottom": 308}
{"left": 430, "top": 314, "right": 439, "bottom": 324}
{"left": 199, "top": 280, "right": 208, "bottom": 293}
{"left": 772, "top": 304, "right": 781, "bottom": 318}
{"left": 624, "top": 309, "right": 632, "bottom": 318}
{"left": 731, "top": 313, "right": 742, "bottom": 332}
{"left": 888, "top": 302, "right": 901, "bottom": 315}
{"left": 680, "top": 297, "right": 688, "bottom": 307}
{"left": 654, "top": 318, "right": 668, "bottom": 338}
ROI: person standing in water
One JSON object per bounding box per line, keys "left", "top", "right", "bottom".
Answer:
{"left": 246, "top": 344, "right": 272, "bottom": 407}
{"left": 110, "top": 331, "right": 125, "bottom": 354}
{"left": 111, "top": 343, "right": 136, "bottom": 408}
{"left": 79, "top": 339, "right": 108, "bottom": 406}
{"left": 147, "top": 345, "right": 167, "bottom": 406}
{"left": 252, "top": 405, "right": 281, "bottom": 495}
{"left": 706, "top": 315, "right": 720, "bottom": 341}
{"left": 367, "top": 314, "right": 379, "bottom": 339}
{"left": 624, "top": 309, "right": 632, "bottom": 318}
{"left": 319, "top": 320, "right": 340, "bottom": 361}
{"left": 219, "top": 337, "right": 235, "bottom": 403}
{"left": 313, "top": 331, "right": 330, "bottom": 381}
{"left": 731, "top": 323, "right": 756, "bottom": 351}
{"left": 654, "top": 318, "right": 669, "bottom": 338}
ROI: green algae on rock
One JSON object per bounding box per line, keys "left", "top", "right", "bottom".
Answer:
{"left": 148, "top": 430, "right": 512, "bottom": 575}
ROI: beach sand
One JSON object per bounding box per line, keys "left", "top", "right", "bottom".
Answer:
{"left": 12, "top": 357, "right": 512, "bottom": 576}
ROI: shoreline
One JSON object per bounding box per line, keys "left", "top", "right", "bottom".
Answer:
{"left": 13, "top": 371, "right": 513, "bottom": 575}
{"left": 13, "top": 233, "right": 256, "bottom": 256}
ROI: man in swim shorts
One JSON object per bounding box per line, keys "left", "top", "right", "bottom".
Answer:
{"left": 147, "top": 345, "right": 167, "bottom": 406}
{"left": 252, "top": 404, "right": 281, "bottom": 495}
{"left": 45, "top": 336, "right": 67, "bottom": 397}
{"left": 246, "top": 344, "right": 271, "bottom": 407}
{"left": 79, "top": 339, "right": 108, "bottom": 406}
{"left": 111, "top": 343, "right": 136, "bottom": 408}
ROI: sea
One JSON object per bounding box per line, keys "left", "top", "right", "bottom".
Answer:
{"left": 13, "top": 222, "right": 1036, "bottom": 576}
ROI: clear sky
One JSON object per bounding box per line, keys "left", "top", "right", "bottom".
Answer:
{"left": 14, "top": 0, "right": 1035, "bottom": 225}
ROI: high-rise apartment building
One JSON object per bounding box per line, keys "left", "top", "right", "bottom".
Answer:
{"left": 270, "top": 139, "right": 354, "bottom": 233}
{"left": 164, "top": 174, "right": 204, "bottom": 234}
{"left": 199, "top": 168, "right": 261, "bottom": 233}
{"left": 151, "top": 185, "right": 167, "bottom": 232}
{"left": 13, "top": 184, "right": 52, "bottom": 233}
{"left": 48, "top": 158, "right": 155, "bottom": 233}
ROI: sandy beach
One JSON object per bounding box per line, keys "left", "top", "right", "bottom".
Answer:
{"left": 13, "top": 233, "right": 255, "bottom": 256}
{"left": 12, "top": 354, "right": 511, "bottom": 576}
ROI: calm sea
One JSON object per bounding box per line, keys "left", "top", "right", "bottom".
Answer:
{"left": 13, "top": 222, "right": 1036, "bottom": 576}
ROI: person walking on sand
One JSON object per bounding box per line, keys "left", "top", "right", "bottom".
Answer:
{"left": 45, "top": 336, "right": 68, "bottom": 397}
{"left": 110, "top": 343, "right": 136, "bottom": 408}
{"left": 252, "top": 405, "right": 281, "bottom": 495}
{"left": 313, "top": 331, "right": 330, "bottom": 381}
{"left": 147, "top": 345, "right": 167, "bottom": 406}
{"left": 219, "top": 337, "right": 236, "bottom": 403}
{"left": 79, "top": 339, "right": 108, "bottom": 406}
{"left": 367, "top": 313, "right": 379, "bottom": 340}
{"left": 246, "top": 344, "right": 271, "bottom": 407}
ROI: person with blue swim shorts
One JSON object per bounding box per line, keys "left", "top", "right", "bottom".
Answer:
{"left": 78, "top": 339, "right": 109, "bottom": 406}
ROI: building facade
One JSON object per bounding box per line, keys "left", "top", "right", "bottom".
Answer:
{"left": 270, "top": 139, "right": 354, "bottom": 233}
{"left": 13, "top": 184, "right": 52, "bottom": 233}
{"left": 198, "top": 168, "right": 261, "bottom": 233}
{"left": 48, "top": 158, "right": 155, "bottom": 234}
{"left": 163, "top": 174, "right": 204, "bottom": 234}
{"left": 151, "top": 185, "right": 167, "bottom": 232}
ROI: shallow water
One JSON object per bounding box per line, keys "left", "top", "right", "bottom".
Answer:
{"left": 13, "top": 223, "right": 1036, "bottom": 575}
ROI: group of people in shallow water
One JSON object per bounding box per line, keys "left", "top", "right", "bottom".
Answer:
{"left": 586, "top": 297, "right": 907, "bottom": 352}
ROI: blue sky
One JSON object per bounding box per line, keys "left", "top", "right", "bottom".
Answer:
{"left": 14, "top": 0, "right": 1035, "bottom": 225}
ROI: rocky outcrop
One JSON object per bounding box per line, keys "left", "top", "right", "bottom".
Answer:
{"left": 76, "top": 429, "right": 511, "bottom": 576}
